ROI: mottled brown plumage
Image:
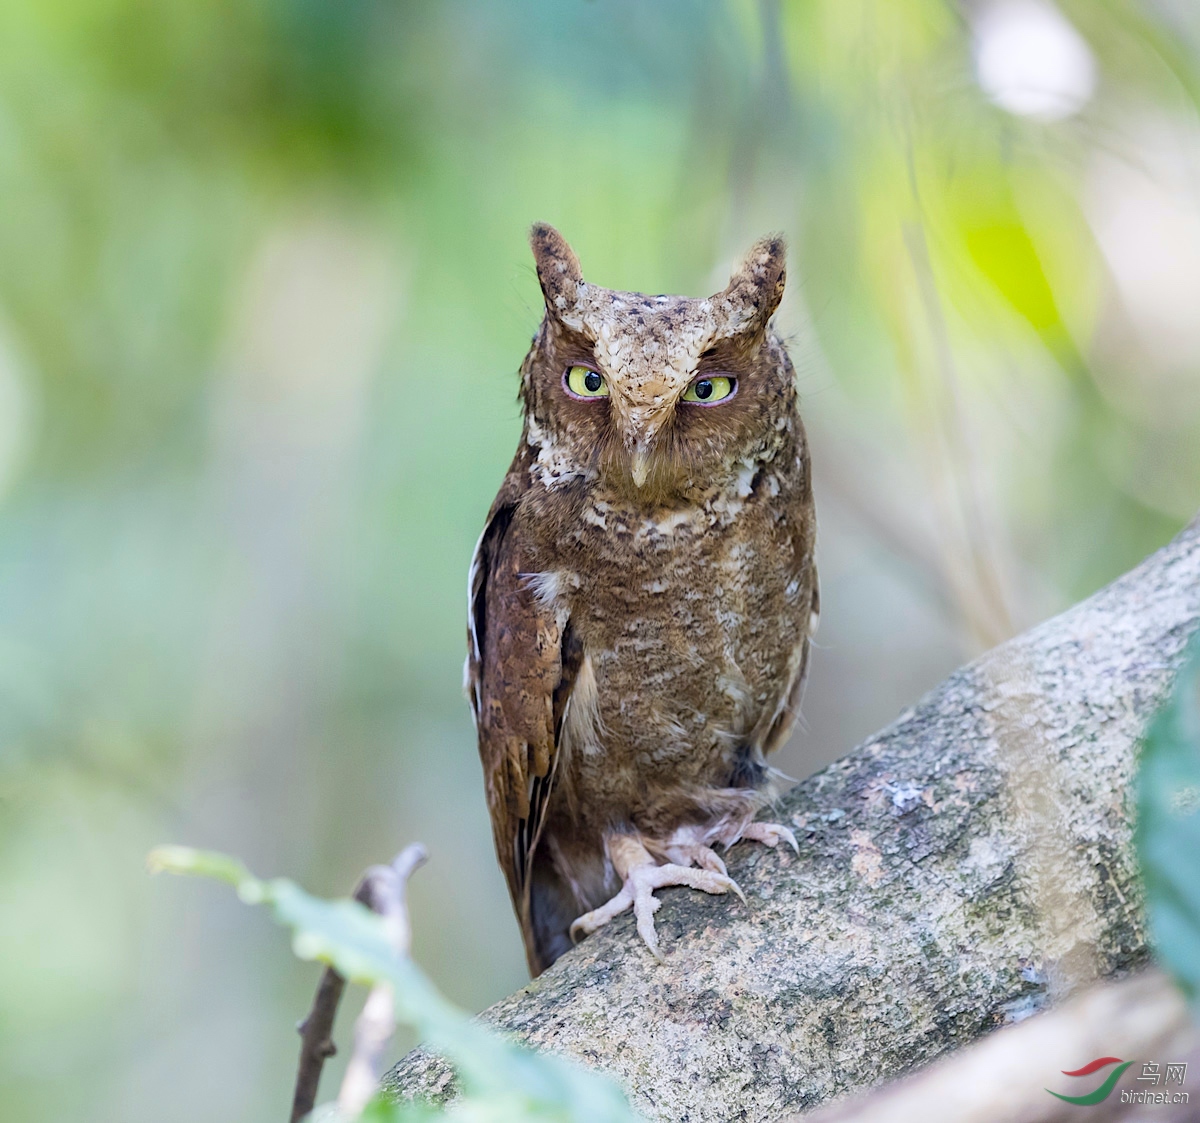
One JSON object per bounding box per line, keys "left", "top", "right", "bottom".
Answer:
{"left": 467, "top": 225, "right": 818, "bottom": 975}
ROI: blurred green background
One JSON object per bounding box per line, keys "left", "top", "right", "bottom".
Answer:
{"left": 1, "top": 1, "right": 1198, "bottom": 1119}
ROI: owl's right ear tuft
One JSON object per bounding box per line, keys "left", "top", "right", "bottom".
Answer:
{"left": 530, "top": 223, "right": 584, "bottom": 314}
{"left": 719, "top": 235, "right": 787, "bottom": 338}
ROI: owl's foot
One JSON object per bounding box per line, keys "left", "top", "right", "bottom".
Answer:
{"left": 663, "top": 839, "right": 729, "bottom": 875}
{"left": 737, "top": 820, "right": 800, "bottom": 853}
{"left": 569, "top": 834, "right": 744, "bottom": 958}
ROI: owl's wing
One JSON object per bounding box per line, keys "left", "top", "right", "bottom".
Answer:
{"left": 466, "top": 468, "right": 579, "bottom": 971}
{"left": 762, "top": 564, "right": 820, "bottom": 757}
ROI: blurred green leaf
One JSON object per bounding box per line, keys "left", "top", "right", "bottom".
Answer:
{"left": 148, "top": 844, "right": 259, "bottom": 892}
{"left": 1137, "top": 633, "right": 1200, "bottom": 1007}
{"left": 151, "top": 847, "right": 641, "bottom": 1122}
{"left": 962, "top": 217, "right": 1060, "bottom": 337}
{"left": 356, "top": 1095, "right": 442, "bottom": 1123}
{"left": 947, "top": 172, "right": 1086, "bottom": 375}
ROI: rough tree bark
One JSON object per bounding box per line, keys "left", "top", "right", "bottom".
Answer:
{"left": 799, "top": 969, "right": 1199, "bottom": 1123}
{"left": 386, "top": 516, "right": 1200, "bottom": 1122}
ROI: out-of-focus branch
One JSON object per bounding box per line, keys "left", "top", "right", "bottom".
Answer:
{"left": 337, "top": 845, "right": 428, "bottom": 1117}
{"left": 901, "top": 210, "right": 1016, "bottom": 650}
{"left": 292, "top": 964, "right": 348, "bottom": 1122}
{"left": 290, "top": 844, "right": 428, "bottom": 1123}
{"left": 798, "top": 969, "right": 1198, "bottom": 1123}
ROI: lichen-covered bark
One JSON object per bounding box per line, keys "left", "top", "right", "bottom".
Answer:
{"left": 386, "top": 517, "right": 1200, "bottom": 1122}
{"left": 801, "top": 969, "right": 1198, "bottom": 1123}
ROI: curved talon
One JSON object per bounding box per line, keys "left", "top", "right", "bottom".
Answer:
{"left": 695, "top": 846, "right": 729, "bottom": 876}
{"left": 570, "top": 859, "right": 744, "bottom": 956}
{"left": 569, "top": 823, "right": 793, "bottom": 959}
{"left": 570, "top": 885, "right": 634, "bottom": 942}
{"left": 665, "top": 842, "right": 729, "bottom": 876}
{"left": 643, "top": 862, "right": 746, "bottom": 905}
{"left": 740, "top": 821, "right": 799, "bottom": 854}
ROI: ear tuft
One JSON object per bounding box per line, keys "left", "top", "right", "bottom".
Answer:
{"left": 720, "top": 235, "right": 787, "bottom": 335}
{"left": 530, "top": 223, "right": 584, "bottom": 314}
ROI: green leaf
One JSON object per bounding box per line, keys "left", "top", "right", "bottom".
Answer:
{"left": 947, "top": 172, "right": 1087, "bottom": 376}
{"left": 147, "top": 846, "right": 263, "bottom": 901}
{"left": 357, "top": 1094, "right": 443, "bottom": 1122}
{"left": 269, "top": 879, "right": 403, "bottom": 985}
{"left": 150, "top": 847, "right": 641, "bottom": 1122}
{"left": 1137, "top": 633, "right": 1200, "bottom": 1006}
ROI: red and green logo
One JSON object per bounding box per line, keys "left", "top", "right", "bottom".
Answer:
{"left": 1046, "top": 1058, "right": 1134, "bottom": 1105}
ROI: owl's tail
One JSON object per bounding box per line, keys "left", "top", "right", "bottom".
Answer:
{"left": 524, "top": 860, "right": 581, "bottom": 975}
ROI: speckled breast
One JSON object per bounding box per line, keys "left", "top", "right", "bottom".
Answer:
{"left": 526, "top": 471, "right": 811, "bottom": 824}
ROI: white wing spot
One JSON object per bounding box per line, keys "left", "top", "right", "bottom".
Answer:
{"left": 520, "top": 571, "right": 566, "bottom": 608}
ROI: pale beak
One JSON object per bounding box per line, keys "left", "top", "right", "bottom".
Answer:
{"left": 631, "top": 444, "right": 651, "bottom": 489}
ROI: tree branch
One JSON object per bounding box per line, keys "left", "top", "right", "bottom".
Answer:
{"left": 292, "top": 844, "right": 428, "bottom": 1122}
{"left": 798, "top": 968, "right": 1198, "bottom": 1123}
{"left": 337, "top": 844, "right": 428, "bottom": 1116}
{"left": 292, "top": 962, "right": 346, "bottom": 1122}
{"left": 386, "top": 516, "right": 1200, "bottom": 1122}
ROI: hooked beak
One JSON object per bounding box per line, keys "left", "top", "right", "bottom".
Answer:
{"left": 630, "top": 444, "right": 652, "bottom": 489}
{"left": 614, "top": 387, "right": 673, "bottom": 491}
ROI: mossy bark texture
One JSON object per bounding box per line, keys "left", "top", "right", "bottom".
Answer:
{"left": 387, "top": 517, "right": 1200, "bottom": 1122}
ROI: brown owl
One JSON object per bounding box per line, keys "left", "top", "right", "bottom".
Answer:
{"left": 467, "top": 224, "right": 818, "bottom": 976}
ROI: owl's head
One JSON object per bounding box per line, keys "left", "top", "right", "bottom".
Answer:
{"left": 520, "top": 223, "right": 797, "bottom": 505}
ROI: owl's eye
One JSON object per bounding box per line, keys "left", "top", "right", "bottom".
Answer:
{"left": 564, "top": 365, "right": 609, "bottom": 399}
{"left": 681, "top": 375, "right": 736, "bottom": 404}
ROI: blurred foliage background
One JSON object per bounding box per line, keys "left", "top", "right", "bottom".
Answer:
{"left": 1, "top": 1, "right": 1199, "bottom": 1119}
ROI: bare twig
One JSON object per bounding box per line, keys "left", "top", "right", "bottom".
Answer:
{"left": 290, "top": 844, "right": 429, "bottom": 1123}
{"left": 291, "top": 877, "right": 377, "bottom": 1123}
{"left": 292, "top": 965, "right": 348, "bottom": 1122}
{"left": 336, "top": 844, "right": 428, "bottom": 1117}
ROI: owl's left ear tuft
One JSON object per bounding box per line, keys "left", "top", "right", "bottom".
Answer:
{"left": 530, "top": 223, "right": 585, "bottom": 315}
{"left": 720, "top": 235, "right": 787, "bottom": 336}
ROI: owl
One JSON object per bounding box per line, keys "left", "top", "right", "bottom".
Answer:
{"left": 466, "top": 224, "right": 818, "bottom": 975}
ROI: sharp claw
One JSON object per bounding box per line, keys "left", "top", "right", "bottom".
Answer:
{"left": 741, "top": 821, "right": 800, "bottom": 855}
{"left": 701, "top": 848, "right": 729, "bottom": 876}
{"left": 571, "top": 856, "right": 744, "bottom": 959}
{"left": 570, "top": 885, "right": 634, "bottom": 941}
{"left": 634, "top": 902, "right": 662, "bottom": 958}
{"left": 569, "top": 821, "right": 802, "bottom": 955}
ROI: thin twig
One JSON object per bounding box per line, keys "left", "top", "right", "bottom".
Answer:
{"left": 291, "top": 965, "right": 348, "bottom": 1122}
{"left": 290, "top": 876, "right": 377, "bottom": 1123}
{"left": 336, "top": 844, "right": 428, "bottom": 1118}
{"left": 902, "top": 216, "right": 1015, "bottom": 649}
{"left": 289, "top": 844, "right": 428, "bottom": 1123}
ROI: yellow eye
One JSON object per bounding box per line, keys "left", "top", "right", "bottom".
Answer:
{"left": 681, "top": 375, "right": 735, "bottom": 404}
{"left": 565, "top": 365, "right": 609, "bottom": 398}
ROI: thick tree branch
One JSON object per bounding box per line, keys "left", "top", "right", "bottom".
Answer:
{"left": 386, "top": 516, "right": 1200, "bottom": 1122}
